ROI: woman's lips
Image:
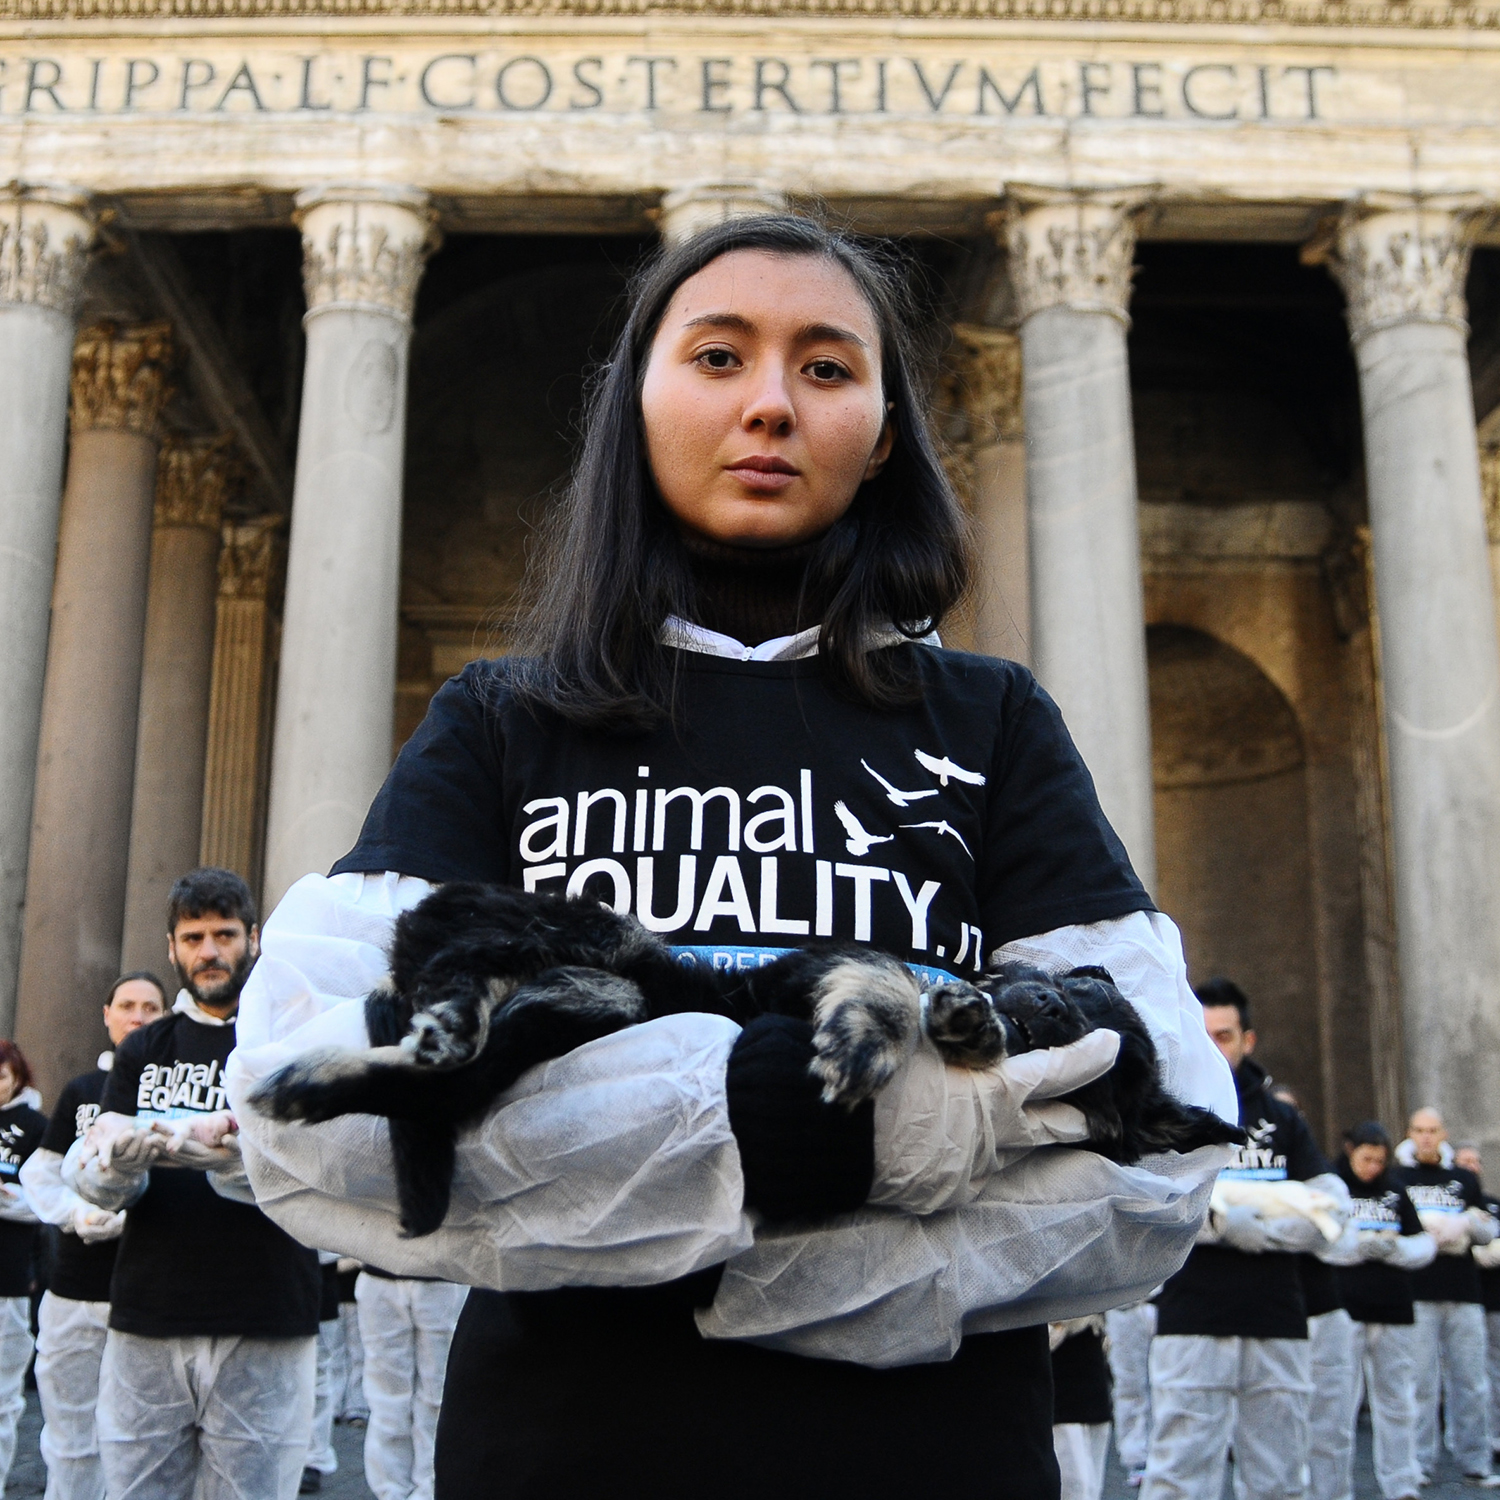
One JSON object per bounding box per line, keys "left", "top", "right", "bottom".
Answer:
{"left": 725, "top": 456, "right": 799, "bottom": 493}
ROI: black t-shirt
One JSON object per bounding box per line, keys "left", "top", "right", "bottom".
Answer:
{"left": 1478, "top": 1194, "right": 1500, "bottom": 1313}
{"left": 1300, "top": 1255, "right": 1342, "bottom": 1318}
{"left": 1395, "top": 1160, "right": 1487, "bottom": 1305}
{"left": 336, "top": 648, "right": 1152, "bottom": 1496}
{"left": 38, "top": 1069, "right": 118, "bottom": 1303}
{"left": 1052, "top": 1326, "right": 1113, "bottom": 1426}
{"left": 102, "top": 1009, "right": 321, "bottom": 1338}
{"left": 1155, "top": 1059, "right": 1331, "bottom": 1341}
{"left": 1335, "top": 1158, "right": 1425, "bottom": 1326}
{"left": 0, "top": 1099, "right": 46, "bottom": 1299}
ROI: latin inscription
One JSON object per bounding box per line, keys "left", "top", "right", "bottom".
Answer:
{"left": 0, "top": 50, "right": 1337, "bottom": 120}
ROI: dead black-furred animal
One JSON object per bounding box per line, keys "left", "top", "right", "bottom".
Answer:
{"left": 252, "top": 883, "right": 1244, "bottom": 1236}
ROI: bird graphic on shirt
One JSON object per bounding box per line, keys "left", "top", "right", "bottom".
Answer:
{"left": 860, "top": 759, "right": 939, "bottom": 808}
{"left": 914, "top": 749, "right": 987, "bottom": 787}
{"left": 834, "top": 801, "right": 895, "bottom": 857}
{"left": 900, "top": 820, "right": 974, "bottom": 858}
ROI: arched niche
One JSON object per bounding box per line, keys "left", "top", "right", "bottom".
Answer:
{"left": 1150, "top": 623, "right": 1323, "bottom": 1124}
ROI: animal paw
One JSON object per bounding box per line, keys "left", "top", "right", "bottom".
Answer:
{"left": 924, "top": 980, "right": 1007, "bottom": 1067}
{"left": 249, "top": 1050, "right": 365, "bottom": 1123}
{"left": 808, "top": 954, "right": 921, "bottom": 1107}
{"left": 405, "top": 1003, "right": 484, "bottom": 1068}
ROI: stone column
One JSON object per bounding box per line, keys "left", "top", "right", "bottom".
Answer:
{"left": 951, "top": 323, "right": 1028, "bottom": 665}
{"left": 120, "top": 436, "right": 241, "bottom": 971}
{"left": 16, "top": 322, "right": 171, "bottom": 1101}
{"left": 1004, "top": 190, "right": 1156, "bottom": 887}
{"left": 201, "top": 515, "right": 285, "bottom": 896}
{"left": 657, "top": 184, "right": 788, "bottom": 245}
{"left": 0, "top": 188, "right": 93, "bottom": 1041}
{"left": 1325, "top": 196, "right": 1500, "bottom": 1156}
{"left": 262, "top": 188, "right": 434, "bottom": 910}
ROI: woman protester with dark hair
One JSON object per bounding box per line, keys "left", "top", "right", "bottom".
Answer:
{"left": 228, "top": 215, "right": 1234, "bottom": 1499}
{"left": 1329, "top": 1122, "right": 1436, "bottom": 1500}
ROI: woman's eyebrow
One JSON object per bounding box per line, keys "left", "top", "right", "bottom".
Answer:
{"left": 679, "top": 312, "right": 869, "bottom": 349}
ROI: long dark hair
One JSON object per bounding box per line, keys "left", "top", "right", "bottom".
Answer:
{"left": 510, "top": 214, "right": 973, "bottom": 731}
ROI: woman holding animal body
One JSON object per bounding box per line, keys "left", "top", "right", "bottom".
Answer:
{"left": 227, "top": 215, "right": 1236, "bottom": 1500}
{"left": 1323, "top": 1123, "right": 1436, "bottom": 1500}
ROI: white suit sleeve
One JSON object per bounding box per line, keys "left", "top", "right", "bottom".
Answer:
{"left": 19, "top": 1149, "right": 85, "bottom": 1228}
{"left": 232, "top": 879, "right": 1228, "bottom": 1367}
{"left": 1394, "top": 1231, "right": 1438, "bottom": 1270}
{"left": 696, "top": 909, "right": 1234, "bottom": 1365}
{"left": 228, "top": 872, "right": 755, "bottom": 1287}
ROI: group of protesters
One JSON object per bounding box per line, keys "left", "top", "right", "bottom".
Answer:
{"left": 0, "top": 866, "right": 467, "bottom": 1500}
{"left": 1049, "top": 977, "right": 1500, "bottom": 1500}
{"left": 0, "top": 861, "right": 1492, "bottom": 1500}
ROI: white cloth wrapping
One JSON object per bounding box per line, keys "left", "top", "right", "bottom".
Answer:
{"left": 227, "top": 872, "right": 1233, "bottom": 1368}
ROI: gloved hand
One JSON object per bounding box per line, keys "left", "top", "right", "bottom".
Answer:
{"left": 153, "top": 1112, "right": 241, "bottom": 1170}
{"left": 70, "top": 1204, "right": 125, "bottom": 1244}
{"left": 870, "top": 1030, "right": 1121, "bottom": 1215}
{"left": 1217, "top": 1202, "right": 1273, "bottom": 1254}
{"left": 85, "top": 1113, "right": 169, "bottom": 1174}
{"left": 1359, "top": 1230, "right": 1402, "bottom": 1262}
{"left": 1465, "top": 1206, "right": 1497, "bottom": 1247}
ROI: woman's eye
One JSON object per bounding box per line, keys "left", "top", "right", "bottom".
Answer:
{"left": 807, "top": 359, "right": 850, "bottom": 382}
{"left": 696, "top": 347, "right": 739, "bottom": 371}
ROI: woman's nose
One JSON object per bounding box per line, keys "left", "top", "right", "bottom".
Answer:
{"left": 741, "top": 370, "right": 795, "bottom": 434}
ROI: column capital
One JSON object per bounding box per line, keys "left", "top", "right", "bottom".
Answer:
{"left": 999, "top": 188, "right": 1151, "bottom": 326}
{"left": 217, "top": 513, "right": 285, "bottom": 602}
{"left": 657, "top": 183, "right": 788, "bottom": 245}
{"left": 154, "top": 433, "right": 243, "bottom": 531}
{"left": 950, "top": 324, "right": 1023, "bottom": 442}
{"left": 0, "top": 187, "right": 93, "bottom": 317}
{"left": 1322, "top": 194, "right": 1490, "bottom": 343}
{"left": 70, "top": 321, "right": 173, "bottom": 437}
{"left": 294, "top": 186, "right": 438, "bottom": 324}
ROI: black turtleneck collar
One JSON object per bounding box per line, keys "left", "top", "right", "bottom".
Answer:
{"left": 678, "top": 532, "right": 835, "bottom": 647}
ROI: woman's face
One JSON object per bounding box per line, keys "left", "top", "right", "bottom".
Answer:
{"left": 1349, "top": 1142, "right": 1388, "bottom": 1183}
{"left": 641, "top": 248, "right": 895, "bottom": 549}
{"left": 0, "top": 1067, "right": 20, "bottom": 1109}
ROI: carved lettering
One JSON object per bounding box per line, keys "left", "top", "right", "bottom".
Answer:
{"left": 976, "top": 65, "right": 1044, "bottom": 115}
{"left": 570, "top": 57, "right": 604, "bottom": 109}
{"left": 1131, "top": 61, "right": 1164, "bottom": 117}
{"left": 419, "top": 53, "right": 476, "bottom": 109}
{"left": 25, "top": 59, "right": 63, "bottom": 112}
{"left": 1181, "top": 62, "right": 1239, "bottom": 118}
{"left": 496, "top": 56, "right": 552, "bottom": 110}
{"left": 910, "top": 58, "right": 961, "bottom": 111}
{"left": 626, "top": 55, "right": 675, "bottom": 109}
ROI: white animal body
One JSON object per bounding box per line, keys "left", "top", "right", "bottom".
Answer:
{"left": 1210, "top": 1178, "right": 1344, "bottom": 1243}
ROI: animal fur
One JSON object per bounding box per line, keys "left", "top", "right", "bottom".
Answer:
{"left": 252, "top": 884, "right": 1243, "bottom": 1236}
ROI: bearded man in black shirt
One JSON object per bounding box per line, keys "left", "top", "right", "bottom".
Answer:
{"left": 1141, "top": 980, "right": 1348, "bottom": 1500}
{"left": 21, "top": 970, "right": 165, "bottom": 1500}
{"left": 64, "top": 869, "right": 321, "bottom": 1500}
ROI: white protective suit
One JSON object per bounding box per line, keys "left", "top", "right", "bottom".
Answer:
{"left": 306, "top": 1255, "right": 340, "bottom": 1481}
{"left": 355, "top": 1273, "right": 467, "bottom": 1500}
{"left": 20, "top": 1133, "right": 124, "bottom": 1500}
{"left": 1142, "top": 1169, "right": 1352, "bottom": 1500}
{"left": 1314, "top": 1219, "right": 1437, "bottom": 1500}
{"left": 1106, "top": 1300, "right": 1157, "bottom": 1476}
{"left": 224, "top": 871, "right": 1235, "bottom": 1369}
{"left": 0, "top": 1088, "right": 46, "bottom": 1495}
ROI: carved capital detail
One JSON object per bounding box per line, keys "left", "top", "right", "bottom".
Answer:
{"left": 155, "top": 434, "right": 243, "bottom": 531}
{"left": 657, "top": 183, "right": 788, "bottom": 244}
{"left": 1326, "top": 197, "right": 1488, "bottom": 342}
{"left": 1002, "top": 190, "right": 1147, "bottom": 325}
{"left": 950, "top": 324, "right": 1024, "bottom": 442}
{"left": 295, "top": 187, "right": 437, "bottom": 323}
{"left": 217, "top": 513, "right": 285, "bottom": 602}
{"left": 70, "top": 321, "right": 173, "bottom": 436}
{"left": 0, "top": 188, "right": 93, "bottom": 315}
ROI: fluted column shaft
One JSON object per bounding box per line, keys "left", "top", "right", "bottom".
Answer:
{"left": 16, "top": 323, "right": 172, "bottom": 1101}
{"left": 1328, "top": 198, "right": 1500, "bottom": 1157}
{"left": 120, "top": 437, "right": 239, "bottom": 971}
{"left": 263, "top": 189, "right": 434, "bottom": 908}
{"left": 952, "top": 324, "right": 1029, "bottom": 665}
{"left": 200, "top": 516, "right": 283, "bottom": 894}
{"left": 1005, "top": 192, "right": 1155, "bottom": 887}
{"left": 0, "top": 188, "right": 92, "bottom": 1041}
